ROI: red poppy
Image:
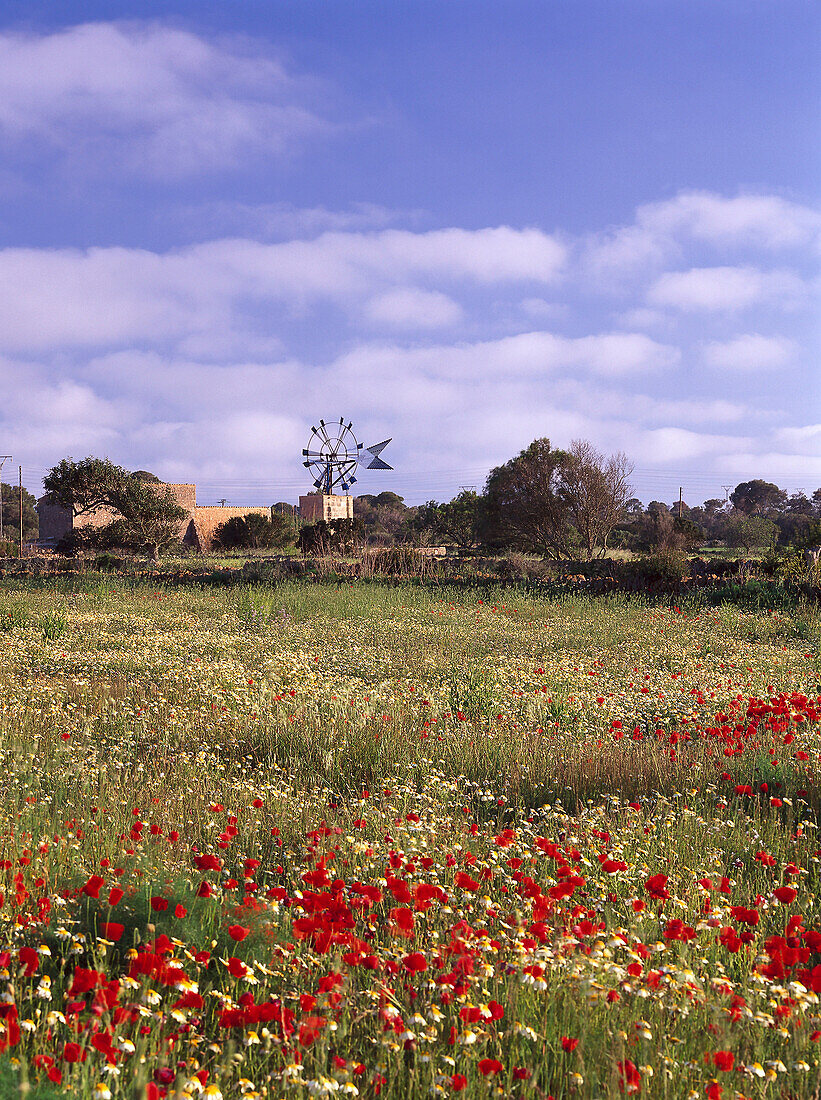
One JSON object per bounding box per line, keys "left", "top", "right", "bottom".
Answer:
{"left": 389, "top": 907, "right": 415, "bottom": 937}
{"left": 82, "top": 875, "right": 105, "bottom": 899}
{"left": 100, "top": 922, "right": 124, "bottom": 941}
{"left": 617, "top": 1059, "right": 641, "bottom": 1094}
{"left": 298, "top": 1016, "right": 326, "bottom": 1046}
{"left": 477, "top": 1059, "right": 503, "bottom": 1076}
{"left": 774, "top": 886, "right": 797, "bottom": 904}
{"left": 454, "top": 872, "right": 479, "bottom": 891}
{"left": 150, "top": 897, "right": 168, "bottom": 912}
{"left": 228, "top": 924, "right": 250, "bottom": 942}
{"left": 644, "top": 874, "right": 670, "bottom": 900}
{"left": 729, "top": 906, "right": 759, "bottom": 926}
{"left": 561, "top": 1036, "right": 579, "bottom": 1052}
{"left": 713, "top": 1051, "right": 734, "bottom": 1071}
{"left": 403, "top": 952, "right": 427, "bottom": 973}
{"left": 451, "top": 1075, "right": 467, "bottom": 1092}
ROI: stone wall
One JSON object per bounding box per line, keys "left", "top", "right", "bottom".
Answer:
{"left": 37, "top": 483, "right": 197, "bottom": 546}
{"left": 36, "top": 483, "right": 287, "bottom": 552}
{"left": 186, "top": 506, "right": 272, "bottom": 552}
{"left": 75, "top": 485, "right": 197, "bottom": 535}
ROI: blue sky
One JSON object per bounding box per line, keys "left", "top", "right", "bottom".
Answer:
{"left": 0, "top": 1, "right": 818, "bottom": 506}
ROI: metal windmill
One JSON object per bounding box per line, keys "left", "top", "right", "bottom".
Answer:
{"left": 302, "top": 418, "right": 392, "bottom": 493}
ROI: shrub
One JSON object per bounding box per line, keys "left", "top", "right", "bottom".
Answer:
{"left": 40, "top": 609, "right": 70, "bottom": 641}
{"left": 624, "top": 549, "right": 690, "bottom": 586}
{"left": 368, "top": 548, "right": 441, "bottom": 577}
{"left": 56, "top": 530, "right": 92, "bottom": 556}
{"left": 298, "top": 518, "right": 363, "bottom": 556}
{"left": 94, "top": 552, "right": 123, "bottom": 572}
{"left": 215, "top": 513, "right": 295, "bottom": 551}
{"left": 0, "top": 604, "right": 29, "bottom": 631}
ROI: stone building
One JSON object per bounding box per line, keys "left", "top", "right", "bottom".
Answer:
{"left": 36, "top": 483, "right": 272, "bottom": 552}
{"left": 298, "top": 493, "right": 354, "bottom": 523}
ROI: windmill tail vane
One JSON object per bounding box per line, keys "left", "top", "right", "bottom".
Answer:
{"left": 363, "top": 439, "right": 392, "bottom": 471}
{"left": 302, "top": 418, "right": 392, "bottom": 493}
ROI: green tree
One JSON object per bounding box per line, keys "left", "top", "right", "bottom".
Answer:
{"left": 730, "top": 480, "right": 787, "bottom": 516}
{"left": 673, "top": 514, "right": 705, "bottom": 549}
{"left": 0, "top": 483, "right": 38, "bottom": 541}
{"left": 726, "top": 515, "right": 779, "bottom": 551}
{"left": 100, "top": 479, "right": 187, "bottom": 560}
{"left": 480, "top": 438, "right": 575, "bottom": 558}
{"left": 214, "top": 513, "right": 295, "bottom": 550}
{"left": 43, "top": 457, "right": 128, "bottom": 518}
{"left": 354, "top": 492, "right": 412, "bottom": 545}
{"left": 298, "top": 518, "right": 363, "bottom": 555}
{"left": 647, "top": 502, "right": 676, "bottom": 550}
{"left": 43, "top": 457, "right": 186, "bottom": 559}
{"left": 481, "top": 438, "right": 634, "bottom": 559}
{"left": 414, "top": 490, "right": 482, "bottom": 549}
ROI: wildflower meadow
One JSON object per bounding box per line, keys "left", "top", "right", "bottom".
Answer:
{"left": 0, "top": 577, "right": 819, "bottom": 1099}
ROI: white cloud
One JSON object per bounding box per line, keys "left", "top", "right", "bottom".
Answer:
{"left": 2, "top": 340, "right": 811, "bottom": 503}
{"left": 177, "top": 201, "right": 405, "bottom": 240}
{"left": 364, "top": 287, "right": 463, "bottom": 329}
{"left": 636, "top": 427, "right": 754, "bottom": 462}
{"left": 639, "top": 191, "right": 821, "bottom": 250}
{"left": 771, "top": 424, "right": 821, "bottom": 456}
{"left": 615, "top": 308, "right": 669, "bottom": 330}
{"left": 585, "top": 191, "right": 821, "bottom": 283}
{"left": 0, "top": 22, "right": 327, "bottom": 177}
{"left": 718, "top": 452, "right": 821, "bottom": 479}
{"left": 584, "top": 224, "right": 671, "bottom": 283}
{"left": 0, "top": 227, "right": 566, "bottom": 353}
{"left": 647, "top": 266, "right": 804, "bottom": 311}
{"left": 567, "top": 333, "right": 679, "bottom": 376}
{"left": 703, "top": 333, "right": 796, "bottom": 371}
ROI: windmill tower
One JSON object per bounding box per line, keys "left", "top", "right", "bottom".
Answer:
{"left": 299, "top": 418, "right": 392, "bottom": 522}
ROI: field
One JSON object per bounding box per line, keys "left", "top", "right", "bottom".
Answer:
{"left": 0, "top": 577, "right": 819, "bottom": 1099}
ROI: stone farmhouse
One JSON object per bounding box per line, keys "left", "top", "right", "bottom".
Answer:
{"left": 37, "top": 483, "right": 273, "bottom": 552}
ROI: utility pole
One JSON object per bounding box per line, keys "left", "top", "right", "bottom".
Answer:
{"left": 722, "top": 485, "right": 733, "bottom": 505}
{"left": 678, "top": 487, "right": 683, "bottom": 519}
{"left": 18, "top": 466, "right": 22, "bottom": 554}
{"left": 0, "top": 456, "right": 11, "bottom": 541}
{"left": 218, "top": 498, "right": 228, "bottom": 507}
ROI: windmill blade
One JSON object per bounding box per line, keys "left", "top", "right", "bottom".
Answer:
{"left": 367, "top": 456, "right": 393, "bottom": 470}
{"left": 367, "top": 439, "right": 391, "bottom": 458}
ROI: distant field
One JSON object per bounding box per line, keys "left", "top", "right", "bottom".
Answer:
{"left": 0, "top": 579, "right": 819, "bottom": 1098}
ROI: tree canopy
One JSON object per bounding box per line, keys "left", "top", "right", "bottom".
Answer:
{"left": 414, "top": 490, "right": 482, "bottom": 549}
{"left": 0, "top": 483, "right": 38, "bottom": 542}
{"left": 480, "top": 438, "right": 633, "bottom": 559}
{"left": 730, "top": 480, "right": 788, "bottom": 516}
{"left": 44, "top": 457, "right": 187, "bottom": 559}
